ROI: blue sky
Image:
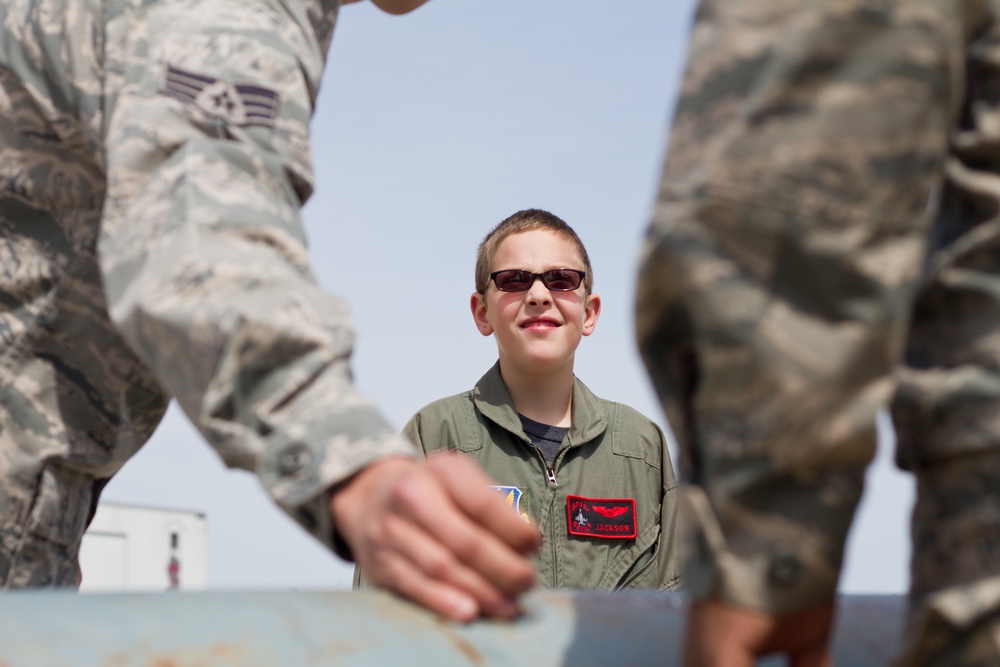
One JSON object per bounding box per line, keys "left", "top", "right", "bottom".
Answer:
{"left": 102, "top": 0, "right": 914, "bottom": 593}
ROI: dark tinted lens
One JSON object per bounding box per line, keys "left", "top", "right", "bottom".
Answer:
{"left": 541, "top": 269, "right": 583, "bottom": 291}
{"left": 493, "top": 270, "right": 533, "bottom": 291}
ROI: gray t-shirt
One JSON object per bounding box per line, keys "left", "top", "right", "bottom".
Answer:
{"left": 519, "top": 414, "right": 568, "bottom": 464}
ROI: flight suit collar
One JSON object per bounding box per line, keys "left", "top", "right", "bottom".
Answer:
{"left": 472, "top": 362, "right": 608, "bottom": 447}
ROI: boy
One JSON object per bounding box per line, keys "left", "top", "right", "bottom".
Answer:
{"left": 371, "top": 209, "right": 681, "bottom": 590}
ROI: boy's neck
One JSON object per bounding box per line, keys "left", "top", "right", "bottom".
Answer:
{"left": 498, "top": 362, "right": 574, "bottom": 428}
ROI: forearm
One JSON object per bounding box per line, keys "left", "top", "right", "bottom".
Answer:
{"left": 104, "top": 137, "right": 417, "bottom": 547}
{"left": 98, "top": 0, "right": 417, "bottom": 549}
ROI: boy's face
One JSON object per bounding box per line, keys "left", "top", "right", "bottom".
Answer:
{"left": 471, "top": 229, "right": 601, "bottom": 376}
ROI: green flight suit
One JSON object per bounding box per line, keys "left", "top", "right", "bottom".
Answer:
{"left": 404, "top": 363, "right": 681, "bottom": 591}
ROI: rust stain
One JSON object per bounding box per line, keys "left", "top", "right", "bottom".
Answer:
{"left": 110, "top": 642, "right": 247, "bottom": 667}
{"left": 437, "top": 624, "right": 486, "bottom": 667}
{"left": 101, "top": 652, "right": 129, "bottom": 667}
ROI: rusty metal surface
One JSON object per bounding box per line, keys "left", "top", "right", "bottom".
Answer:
{"left": 0, "top": 590, "right": 903, "bottom": 666}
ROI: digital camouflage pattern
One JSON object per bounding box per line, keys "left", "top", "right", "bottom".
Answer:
{"left": 637, "top": 0, "right": 1000, "bottom": 663}
{"left": 0, "top": 0, "right": 416, "bottom": 587}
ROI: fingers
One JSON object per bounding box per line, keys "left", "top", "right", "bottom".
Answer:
{"left": 426, "top": 453, "right": 542, "bottom": 556}
{"left": 376, "top": 474, "right": 526, "bottom": 618}
{"left": 788, "top": 645, "right": 833, "bottom": 667}
{"left": 330, "top": 455, "right": 540, "bottom": 622}
{"left": 683, "top": 599, "right": 834, "bottom": 667}
{"left": 382, "top": 454, "right": 538, "bottom": 603}
{"left": 360, "top": 536, "right": 483, "bottom": 622}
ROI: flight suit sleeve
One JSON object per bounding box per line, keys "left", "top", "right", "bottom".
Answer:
{"left": 402, "top": 406, "right": 459, "bottom": 457}
{"left": 613, "top": 418, "right": 683, "bottom": 591}
{"left": 97, "top": 0, "right": 416, "bottom": 556}
{"left": 653, "top": 426, "right": 682, "bottom": 591}
{"left": 401, "top": 415, "right": 428, "bottom": 454}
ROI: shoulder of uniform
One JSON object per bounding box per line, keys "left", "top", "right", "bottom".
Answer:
{"left": 601, "top": 400, "right": 667, "bottom": 443}
{"left": 407, "top": 390, "right": 477, "bottom": 426}
{"left": 602, "top": 399, "right": 655, "bottom": 424}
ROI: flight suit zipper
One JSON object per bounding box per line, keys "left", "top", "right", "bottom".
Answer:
{"left": 545, "top": 459, "right": 558, "bottom": 587}
{"left": 543, "top": 447, "right": 572, "bottom": 588}
{"left": 526, "top": 437, "right": 571, "bottom": 588}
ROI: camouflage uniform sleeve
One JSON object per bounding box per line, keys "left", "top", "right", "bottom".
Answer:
{"left": 97, "top": 0, "right": 416, "bottom": 555}
{"left": 638, "top": 0, "right": 951, "bottom": 613}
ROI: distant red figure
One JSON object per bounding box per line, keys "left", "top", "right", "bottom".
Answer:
{"left": 167, "top": 556, "right": 180, "bottom": 590}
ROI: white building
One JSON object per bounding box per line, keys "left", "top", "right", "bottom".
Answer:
{"left": 79, "top": 502, "right": 207, "bottom": 593}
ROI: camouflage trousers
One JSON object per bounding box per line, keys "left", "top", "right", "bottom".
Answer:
{"left": 637, "top": 1, "right": 1000, "bottom": 664}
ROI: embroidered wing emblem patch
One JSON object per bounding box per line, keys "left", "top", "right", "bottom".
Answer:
{"left": 491, "top": 485, "right": 530, "bottom": 522}
{"left": 566, "top": 495, "right": 636, "bottom": 539}
{"left": 160, "top": 65, "right": 279, "bottom": 128}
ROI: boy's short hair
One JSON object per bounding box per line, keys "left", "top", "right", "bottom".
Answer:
{"left": 475, "top": 209, "right": 595, "bottom": 295}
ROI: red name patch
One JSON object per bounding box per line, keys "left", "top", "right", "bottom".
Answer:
{"left": 566, "top": 495, "right": 637, "bottom": 540}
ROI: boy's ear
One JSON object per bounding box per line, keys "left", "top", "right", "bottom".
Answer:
{"left": 470, "top": 292, "right": 494, "bottom": 336}
{"left": 582, "top": 293, "right": 601, "bottom": 337}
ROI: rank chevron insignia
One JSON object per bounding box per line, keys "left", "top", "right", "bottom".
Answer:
{"left": 160, "top": 65, "right": 279, "bottom": 128}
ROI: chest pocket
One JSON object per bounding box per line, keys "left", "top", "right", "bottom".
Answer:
{"left": 557, "top": 487, "right": 662, "bottom": 590}
{"left": 553, "top": 407, "right": 665, "bottom": 590}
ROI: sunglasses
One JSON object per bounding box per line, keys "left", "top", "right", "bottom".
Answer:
{"left": 488, "top": 268, "right": 586, "bottom": 292}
